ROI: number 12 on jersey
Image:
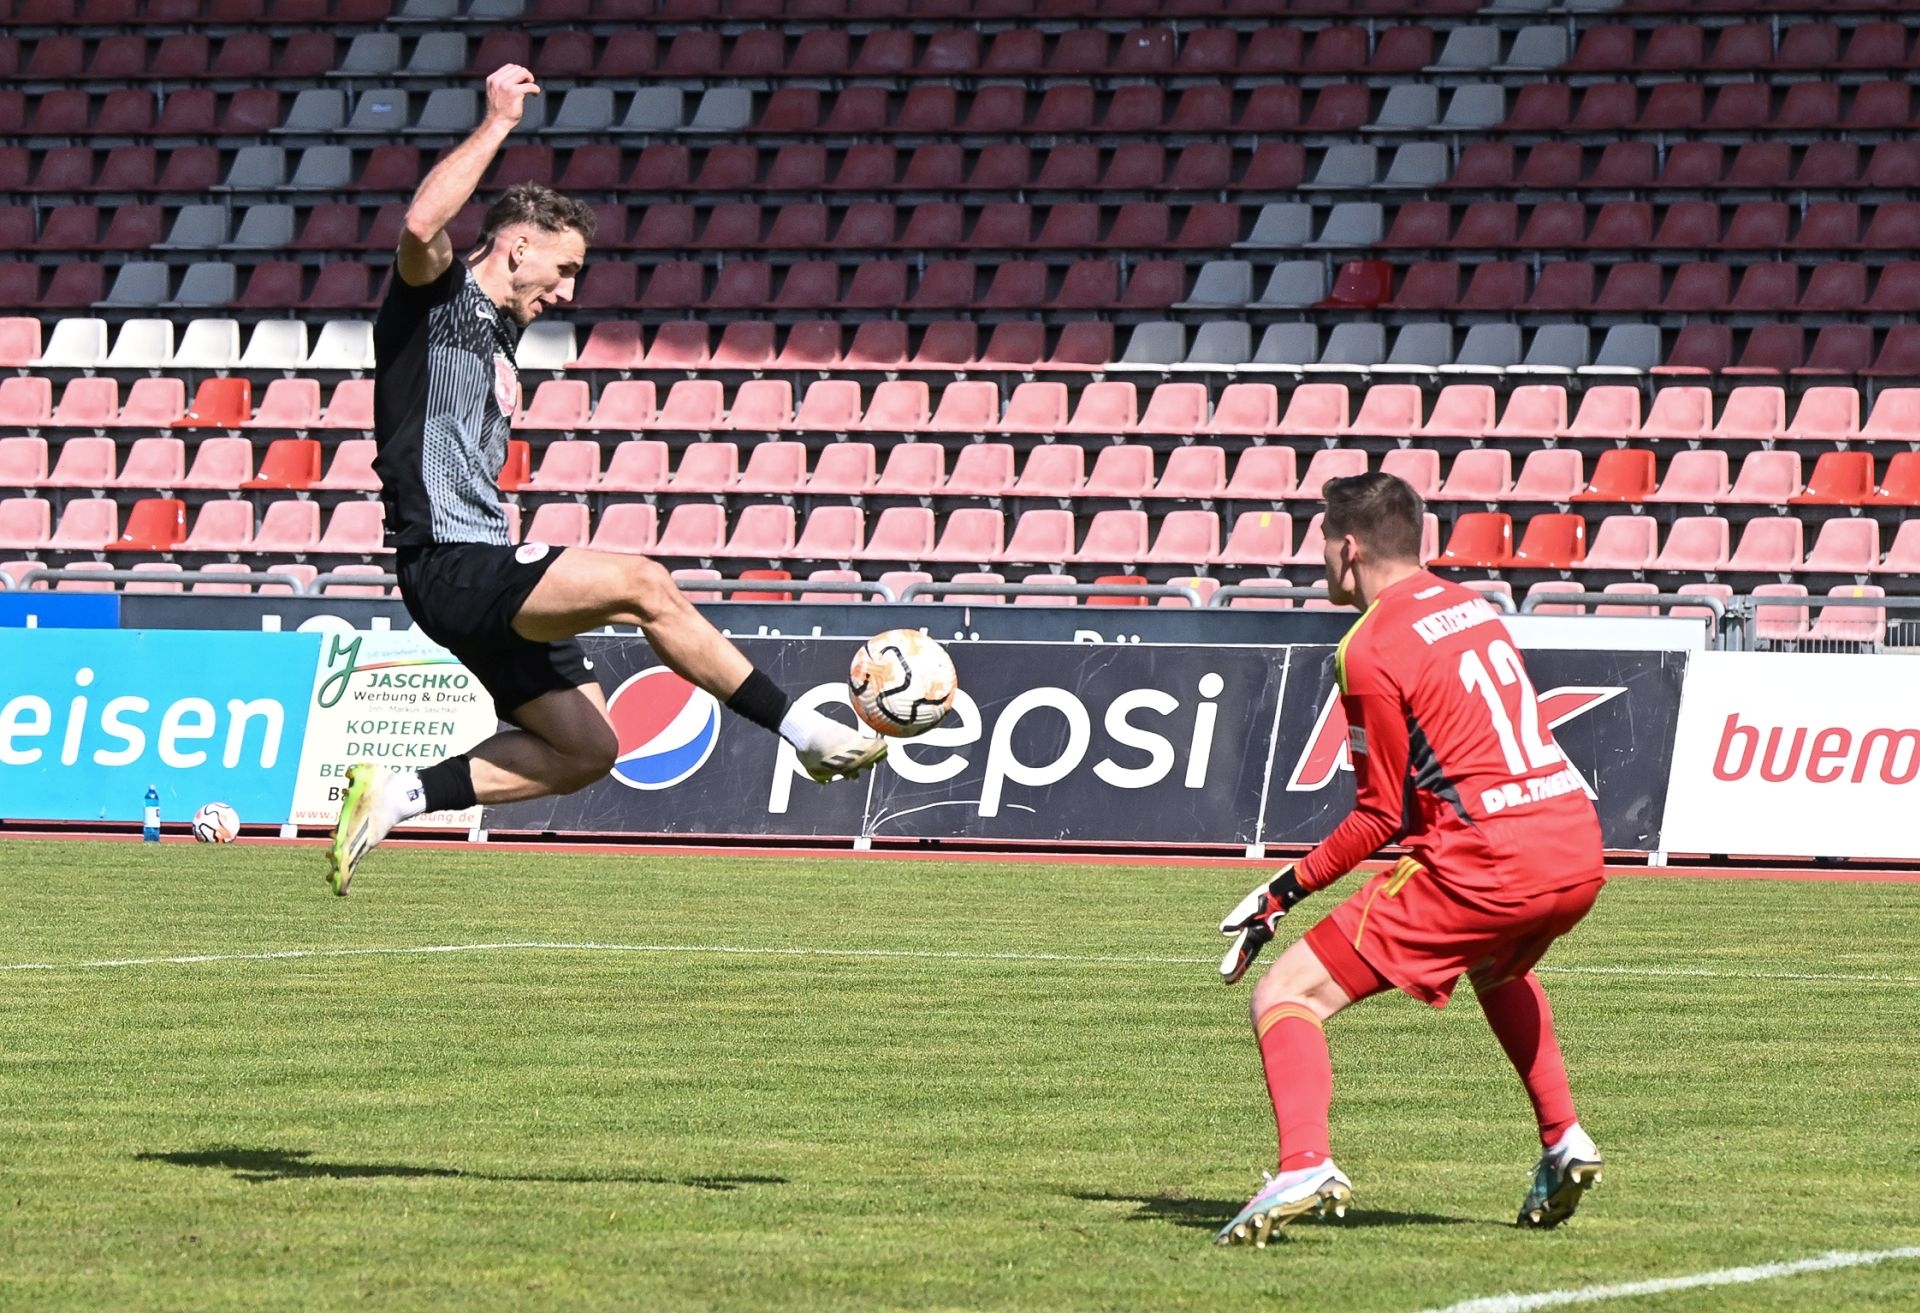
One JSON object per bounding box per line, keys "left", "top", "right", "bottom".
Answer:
{"left": 1458, "top": 639, "right": 1563, "bottom": 776}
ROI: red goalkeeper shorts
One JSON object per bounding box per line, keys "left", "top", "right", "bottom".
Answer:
{"left": 1303, "top": 858, "right": 1604, "bottom": 1009}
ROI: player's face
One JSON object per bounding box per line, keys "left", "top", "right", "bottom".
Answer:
{"left": 506, "top": 227, "right": 588, "bottom": 326}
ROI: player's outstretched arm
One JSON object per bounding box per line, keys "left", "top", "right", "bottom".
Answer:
{"left": 396, "top": 65, "right": 539, "bottom": 287}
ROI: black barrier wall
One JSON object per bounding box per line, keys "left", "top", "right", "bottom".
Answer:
{"left": 1261, "top": 646, "right": 1689, "bottom": 853}
{"left": 485, "top": 637, "right": 1688, "bottom": 853}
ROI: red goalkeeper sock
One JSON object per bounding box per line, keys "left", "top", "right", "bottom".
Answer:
{"left": 1477, "top": 972, "right": 1578, "bottom": 1147}
{"left": 1255, "top": 1003, "right": 1333, "bottom": 1172}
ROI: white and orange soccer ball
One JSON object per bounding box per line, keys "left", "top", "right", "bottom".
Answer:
{"left": 848, "top": 629, "right": 957, "bottom": 738}
{"left": 191, "top": 801, "right": 240, "bottom": 844}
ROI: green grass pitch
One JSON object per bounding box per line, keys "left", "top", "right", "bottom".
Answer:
{"left": 1, "top": 840, "right": 1916, "bottom": 1312}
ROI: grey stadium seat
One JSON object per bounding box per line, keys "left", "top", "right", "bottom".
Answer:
{"left": 1441, "top": 324, "right": 1525, "bottom": 376}
{"left": 166, "top": 263, "right": 239, "bottom": 308}
{"left": 1364, "top": 86, "right": 1439, "bottom": 133}
{"left": 619, "top": 88, "right": 685, "bottom": 133}
{"left": 411, "top": 89, "right": 480, "bottom": 134}
{"left": 1510, "top": 324, "right": 1592, "bottom": 376}
{"left": 219, "top": 145, "right": 289, "bottom": 190}
{"left": 1176, "top": 321, "right": 1252, "bottom": 371}
{"left": 285, "top": 146, "right": 351, "bottom": 191}
{"left": 1372, "top": 323, "right": 1455, "bottom": 378}
{"left": 156, "top": 204, "right": 228, "bottom": 250}
{"left": 333, "top": 33, "right": 402, "bottom": 76}
{"left": 1233, "top": 203, "right": 1314, "bottom": 251}
{"left": 404, "top": 32, "right": 467, "bottom": 76}
{"left": 1306, "top": 203, "right": 1384, "bottom": 249}
{"left": 1302, "top": 322, "right": 1387, "bottom": 374}
{"left": 344, "top": 90, "right": 411, "bottom": 135}
{"left": 1249, "top": 261, "right": 1327, "bottom": 310}
{"left": 1578, "top": 325, "right": 1662, "bottom": 377}
{"left": 102, "top": 263, "right": 174, "bottom": 309}
{"left": 1108, "top": 322, "right": 1186, "bottom": 372}
{"left": 1303, "top": 144, "right": 1378, "bottom": 190}
{"left": 228, "top": 204, "right": 296, "bottom": 250}
{"left": 1173, "top": 260, "right": 1254, "bottom": 310}
{"left": 278, "top": 88, "right": 347, "bottom": 134}
{"left": 686, "top": 88, "right": 753, "bottom": 133}
{"left": 1427, "top": 27, "right": 1500, "bottom": 72}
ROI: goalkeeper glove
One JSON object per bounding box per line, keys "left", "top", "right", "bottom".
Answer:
{"left": 1218, "top": 867, "right": 1309, "bottom": 985}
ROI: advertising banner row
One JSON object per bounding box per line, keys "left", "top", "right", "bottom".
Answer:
{"left": 3, "top": 625, "right": 1693, "bottom": 856}
{"left": 2, "top": 625, "right": 1912, "bottom": 859}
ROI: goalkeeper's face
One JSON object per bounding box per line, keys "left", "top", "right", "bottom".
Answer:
{"left": 501, "top": 225, "right": 588, "bottom": 326}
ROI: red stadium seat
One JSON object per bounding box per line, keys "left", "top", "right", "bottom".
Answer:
{"left": 1434, "top": 513, "right": 1512, "bottom": 570}
{"left": 1727, "top": 517, "right": 1804, "bottom": 573}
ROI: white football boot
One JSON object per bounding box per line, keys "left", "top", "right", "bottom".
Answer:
{"left": 325, "top": 763, "right": 405, "bottom": 896}
{"left": 795, "top": 725, "right": 888, "bottom": 784}
{"left": 1517, "top": 1123, "right": 1603, "bottom": 1229}
{"left": 1215, "top": 1161, "right": 1353, "bottom": 1247}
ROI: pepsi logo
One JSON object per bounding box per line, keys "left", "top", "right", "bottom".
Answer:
{"left": 605, "top": 667, "right": 720, "bottom": 791}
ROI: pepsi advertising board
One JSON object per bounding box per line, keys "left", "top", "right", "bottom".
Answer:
{"left": 1260, "top": 646, "right": 1688, "bottom": 853}
{"left": 0, "top": 628, "right": 321, "bottom": 823}
{"left": 487, "top": 637, "right": 1294, "bottom": 846}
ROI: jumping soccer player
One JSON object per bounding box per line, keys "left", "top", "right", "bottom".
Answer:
{"left": 1214, "top": 473, "right": 1607, "bottom": 1246}
{"left": 326, "top": 66, "right": 886, "bottom": 894}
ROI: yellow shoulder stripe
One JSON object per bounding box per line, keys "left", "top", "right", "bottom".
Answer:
{"left": 1333, "top": 599, "right": 1380, "bottom": 694}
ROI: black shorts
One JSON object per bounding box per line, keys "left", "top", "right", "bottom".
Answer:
{"left": 395, "top": 542, "right": 597, "bottom": 724}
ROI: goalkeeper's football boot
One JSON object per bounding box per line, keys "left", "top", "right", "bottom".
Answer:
{"left": 1215, "top": 1161, "right": 1353, "bottom": 1248}
{"left": 1517, "top": 1123, "right": 1603, "bottom": 1229}
{"left": 325, "top": 763, "right": 398, "bottom": 896}
{"left": 796, "top": 725, "right": 888, "bottom": 784}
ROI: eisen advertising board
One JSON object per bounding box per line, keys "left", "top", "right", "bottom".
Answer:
{"left": 1661, "top": 651, "right": 1920, "bottom": 860}
{"left": 0, "top": 628, "right": 319, "bottom": 824}
{"left": 486, "top": 635, "right": 1685, "bottom": 852}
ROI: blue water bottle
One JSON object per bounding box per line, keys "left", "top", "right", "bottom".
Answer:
{"left": 142, "top": 786, "right": 160, "bottom": 843}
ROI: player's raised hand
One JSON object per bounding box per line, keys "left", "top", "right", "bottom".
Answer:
{"left": 1217, "top": 866, "right": 1308, "bottom": 985}
{"left": 484, "top": 64, "right": 541, "bottom": 126}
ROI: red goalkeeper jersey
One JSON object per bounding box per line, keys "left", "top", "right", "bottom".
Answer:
{"left": 1294, "top": 571, "right": 1604, "bottom": 901}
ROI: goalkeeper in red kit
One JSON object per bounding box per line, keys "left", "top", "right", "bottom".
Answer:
{"left": 1214, "top": 473, "right": 1608, "bottom": 1247}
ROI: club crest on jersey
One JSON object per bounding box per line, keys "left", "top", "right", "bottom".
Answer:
{"left": 492, "top": 352, "right": 520, "bottom": 416}
{"left": 605, "top": 666, "right": 721, "bottom": 791}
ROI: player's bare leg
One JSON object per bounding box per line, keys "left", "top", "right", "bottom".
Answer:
{"left": 1218, "top": 939, "right": 1358, "bottom": 1246}
{"left": 516, "top": 547, "right": 885, "bottom": 783}
{"left": 324, "top": 686, "right": 617, "bottom": 895}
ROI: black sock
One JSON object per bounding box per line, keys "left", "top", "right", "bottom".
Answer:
{"left": 724, "top": 667, "right": 792, "bottom": 734}
{"left": 420, "top": 754, "right": 477, "bottom": 814}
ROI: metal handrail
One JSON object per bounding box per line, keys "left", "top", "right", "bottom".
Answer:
{"left": 308, "top": 570, "right": 398, "bottom": 592}
{"left": 18, "top": 567, "right": 315, "bottom": 592}
{"left": 899, "top": 579, "right": 1206, "bottom": 607}
{"left": 680, "top": 578, "right": 899, "bottom": 602}
{"left": 1206, "top": 583, "right": 1343, "bottom": 609}
{"left": 1516, "top": 591, "right": 1729, "bottom": 621}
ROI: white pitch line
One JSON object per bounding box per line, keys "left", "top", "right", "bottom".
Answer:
{"left": 1412, "top": 1246, "right": 1920, "bottom": 1313}
{"left": 0, "top": 941, "right": 1208, "bottom": 973}
{"left": 0, "top": 941, "right": 1917, "bottom": 985}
